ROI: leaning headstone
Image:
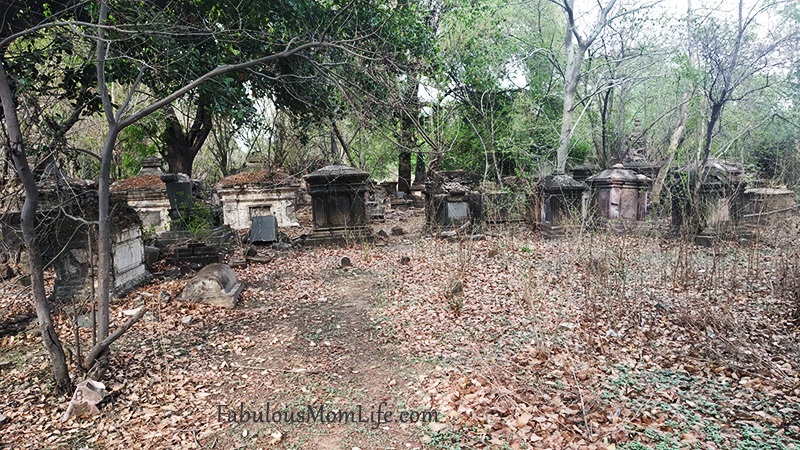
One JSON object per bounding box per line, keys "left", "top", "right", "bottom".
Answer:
{"left": 60, "top": 380, "right": 107, "bottom": 422}
{"left": 178, "top": 263, "right": 244, "bottom": 309}
{"left": 250, "top": 215, "right": 278, "bottom": 244}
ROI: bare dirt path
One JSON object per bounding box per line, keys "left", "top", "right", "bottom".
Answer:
{"left": 206, "top": 257, "right": 431, "bottom": 450}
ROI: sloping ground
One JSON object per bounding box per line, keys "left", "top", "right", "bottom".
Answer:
{"left": 1, "top": 219, "right": 799, "bottom": 450}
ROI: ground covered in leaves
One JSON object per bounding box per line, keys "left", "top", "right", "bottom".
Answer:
{"left": 1, "top": 211, "right": 800, "bottom": 450}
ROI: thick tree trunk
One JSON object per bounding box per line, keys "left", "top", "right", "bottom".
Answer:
{"left": 398, "top": 149, "right": 412, "bottom": 194}
{"left": 0, "top": 60, "right": 72, "bottom": 394}
{"left": 163, "top": 99, "right": 213, "bottom": 177}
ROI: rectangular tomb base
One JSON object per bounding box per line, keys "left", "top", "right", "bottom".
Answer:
{"left": 304, "top": 228, "right": 374, "bottom": 246}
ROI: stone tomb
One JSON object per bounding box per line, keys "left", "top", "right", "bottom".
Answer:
{"left": 586, "top": 164, "right": 650, "bottom": 232}
{"left": 425, "top": 171, "right": 483, "bottom": 228}
{"left": 304, "top": 165, "right": 372, "bottom": 245}
{"left": 743, "top": 186, "right": 797, "bottom": 224}
{"left": 217, "top": 170, "right": 301, "bottom": 230}
{"left": 541, "top": 173, "right": 587, "bottom": 239}
{"left": 113, "top": 156, "right": 170, "bottom": 232}
{"left": 671, "top": 159, "right": 746, "bottom": 243}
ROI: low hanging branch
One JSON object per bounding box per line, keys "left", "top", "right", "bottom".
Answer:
{"left": 81, "top": 306, "right": 147, "bottom": 372}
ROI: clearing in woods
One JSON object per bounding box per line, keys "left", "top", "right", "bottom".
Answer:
{"left": 1, "top": 215, "right": 800, "bottom": 449}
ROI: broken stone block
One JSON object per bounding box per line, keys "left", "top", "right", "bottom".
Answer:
{"left": 391, "top": 226, "right": 406, "bottom": 236}
{"left": 178, "top": 263, "right": 244, "bottom": 309}
{"left": 181, "top": 315, "right": 194, "bottom": 325}
{"left": 60, "top": 380, "right": 107, "bottom": 422}
{"left": 229, "top": 258, "right": 247, "bottom": 269}
{"left": 0, "top": 413, "right": 8, "bottom": 426}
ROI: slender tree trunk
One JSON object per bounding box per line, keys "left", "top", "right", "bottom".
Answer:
{"left": 651, "top": 91, "right": 689, "bottom": 204}
{"left": 398, "top": 74, "right": 419, "bottom": 193}
{"left": 555, "top": 33, "right": 586, "bottom": 173}
{"left": 91, "top": 126, "right": 119, "bottom": 380}
{"left": 700, "top": 102, "right": 723, "bottom": 170}
{"left": 0, "top": 59, "right": 71, "bottom": 394}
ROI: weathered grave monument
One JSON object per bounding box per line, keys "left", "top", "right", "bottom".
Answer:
{"left": 304, "top": 165, "right": 372, "bottom": 245}
{"left": 586, "top": 164, "right": 650, "bottom": 232}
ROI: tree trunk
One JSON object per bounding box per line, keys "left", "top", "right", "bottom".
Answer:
{"left": 555, "top": 29, "right": 586, "bottom": 173}
{"left": 90, "top": 126, "right": 120, "bottom": 380}
{"left": 651, "top": 91, "right": 690, "bottom": 204}
{"left": 398, "top": 74, "right": 419, "bottom": 194}
{"left": 163, "top": 99, "right": 213, "bottom": 177}
{"left": 0, "top": 60, "right": 72, "bottom": 394}
{"left": 398, "top": 149, "right": 412, "bottom": 194}
{"left": 414, "top": 151, "right": 427, "bottom": 185}
{"left": 700, "top": 101, "right": 723, "bottom": 170}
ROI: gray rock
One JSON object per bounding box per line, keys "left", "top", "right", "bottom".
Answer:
{"left": 178, "top": 263, "right": 244, "bottom": 309}
{"left": 143, "top": 246, "right": 160, "bottom": 266}
{"left": 142, "top": 311, "right": 159, "bottom": 322}
{"left": 76, "top": 314, "right": 93, "bottom": 328}
{"left": 272, "top": 242, "right": 291, "bottom": 251}
{"left": 181, "top": 315, "right": 194, "bottom": 325}
{"left": 0, "top": 413, "right": 8, "bottom": 426}
{"left": 340, "top": 257, "right": 351, "bottom": 268}
{"left": 159, "top": 290, "right": 172, "bottom": 303}
{"left": 391, "top": 226, "right": 406, "bottom": 236}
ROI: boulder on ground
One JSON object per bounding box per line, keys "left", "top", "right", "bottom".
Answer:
{"left": 178, "top": 263, "right": 244, "bottom": 309}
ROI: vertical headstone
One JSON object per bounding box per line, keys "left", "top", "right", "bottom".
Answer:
{"left": 250, "top": 215, "right": 278, "bottom": 243}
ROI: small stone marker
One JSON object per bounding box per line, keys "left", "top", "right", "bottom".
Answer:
{"left": 341, "top": 257, "right": 351, "bottom": 268}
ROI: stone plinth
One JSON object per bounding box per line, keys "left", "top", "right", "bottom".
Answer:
{"left": 113, "top": 158, "right": 170, "bottom": 232}
{"left": 113, "top": 157, "right": 171, "bottom": 232}
{"left": 587, "top": 164, "right": 650, "bottom": 232}
{"left": 304, "top": 165, "right": 372, "bottom": 245}
{"left": 217, "top": 170, "right": 301, "bottom": 230}
{"left": 425, "top": 171, "right": 484, "bottom": 229}
{"left": 671, "top": 159, "right": 746, "bottom": 243}
{"left": 541, "top": 173, "right": 587, "bottom": 239}
{"left": 743, "top": 187, "right": 797, "bottom": 225}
